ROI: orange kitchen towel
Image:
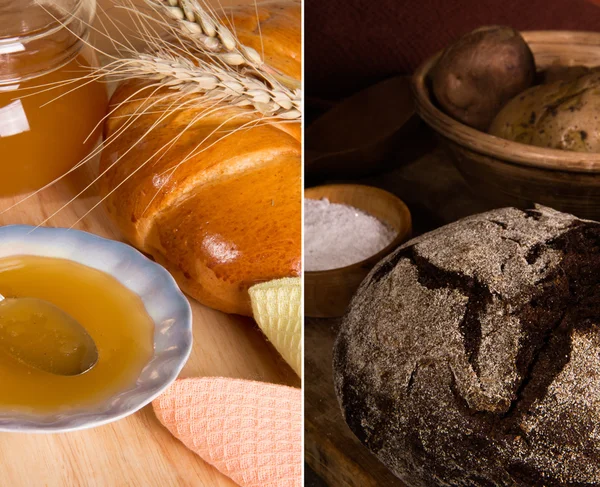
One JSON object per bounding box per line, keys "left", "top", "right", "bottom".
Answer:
{"left": 152, "top": 377, "right": 302, "bottom": 487}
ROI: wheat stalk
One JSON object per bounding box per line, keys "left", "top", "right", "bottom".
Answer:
{"left": 102, "top": 54, "right": 301, "bottom": 119}
{"left": 101, "top": 0, "right": 302, "bottom": 119}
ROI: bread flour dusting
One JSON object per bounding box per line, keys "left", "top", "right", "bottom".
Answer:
{"left": 305, "top": 198, "right": 398, "bottom": 271}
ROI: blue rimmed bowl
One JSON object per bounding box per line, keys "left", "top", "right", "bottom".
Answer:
{"left": 0, "top": 225, "right": 193, "bottom": 433}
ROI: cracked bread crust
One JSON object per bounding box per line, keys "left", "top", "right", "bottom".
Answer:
{"left": 333, "top": 206, "right": 600, "bottom": 486}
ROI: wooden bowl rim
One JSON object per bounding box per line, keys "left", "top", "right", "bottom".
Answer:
{"left": 304, "top": 184, "right": 412, "bottom": 276}
{"left": 412, "top": 30, "right": 600, "bottom": 174}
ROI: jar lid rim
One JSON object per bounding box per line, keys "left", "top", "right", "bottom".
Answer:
{"left": 0, "top": 0, "right": 95, "bottom": 84}
{"left": 0, "top": 0, "right": 88, "bottom": 42}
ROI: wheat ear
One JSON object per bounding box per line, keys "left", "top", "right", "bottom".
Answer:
{"left": 144, "top": 0, "right": 300, "bottom": 89}
{"left": 146, "top": 0, "right": 260, "bottom": 64}
{"left": 101, "top": 54, "right": 301, "bottom": 119}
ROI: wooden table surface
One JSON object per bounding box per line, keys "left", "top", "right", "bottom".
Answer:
{"left": 0, "top": 1, "right": 299, "bottom": 486}
{"left": 304, "top": 141, "right": 495, "bottom": 486}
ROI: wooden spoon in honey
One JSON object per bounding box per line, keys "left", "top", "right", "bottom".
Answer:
{"left": 0, "top": 294, "right": 99, "bottom": 376}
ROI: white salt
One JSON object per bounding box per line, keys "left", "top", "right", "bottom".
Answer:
{"left": 304, "top": 198, "right": 398, "bottom": 271}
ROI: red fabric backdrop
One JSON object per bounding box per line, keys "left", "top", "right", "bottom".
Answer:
{"left": 305, "top": 0, "right": 600, "bottom": 100}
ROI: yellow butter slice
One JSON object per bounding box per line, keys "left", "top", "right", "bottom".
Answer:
{"left": 249, "top": 277, "right": 301, "bottom": 377}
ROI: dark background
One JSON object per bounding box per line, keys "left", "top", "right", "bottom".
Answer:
{"left": 306, "top": 0, "right": 600, "bottom": 104}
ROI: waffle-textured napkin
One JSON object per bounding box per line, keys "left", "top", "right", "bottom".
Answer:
{"left": 249, "top": 278, "right": 301, "bottom": 376}
{"left": 152, "top": 377, "right": 302, "bottom": 487}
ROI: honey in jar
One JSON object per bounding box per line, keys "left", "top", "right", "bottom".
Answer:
{"left": 0, "top": 255, "right": 155, "bottom": 413}
{"left": 0, "top": 0, "right": 108, "bottom": 196}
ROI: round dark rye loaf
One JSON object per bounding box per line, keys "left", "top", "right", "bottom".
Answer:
{"left": 333, "top": 206, "right": 600, "bottom": 486}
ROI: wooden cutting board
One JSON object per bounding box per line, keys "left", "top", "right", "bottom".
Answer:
{"left": 0, "top": 1, "right": 299, "bottom": 486}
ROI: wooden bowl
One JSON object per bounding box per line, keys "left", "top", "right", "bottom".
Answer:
{"left": 412, "top": 31, "right": 600, "bottom": 219}
{"left": 305, "top": 184, "right": 412, "bottom": 318}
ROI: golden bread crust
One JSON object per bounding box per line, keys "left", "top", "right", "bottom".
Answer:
{"left": 100, "top": 1, "right": 301, "bottom": 315}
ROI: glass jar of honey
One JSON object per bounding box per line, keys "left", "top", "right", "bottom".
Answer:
{"left": 0, "top": 0, "right": 108, "bottom": 196}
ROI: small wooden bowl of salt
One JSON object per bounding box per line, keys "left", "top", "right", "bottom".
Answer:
{"left": 305, "top": 184, "right": 412, "bottom": 318}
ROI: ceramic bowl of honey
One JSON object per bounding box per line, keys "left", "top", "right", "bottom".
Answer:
{"left": 0, "top": 225, "right": 192, "bottom": 432}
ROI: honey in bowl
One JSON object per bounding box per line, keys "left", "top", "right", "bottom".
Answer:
{"left": 0, "top": 255, "right": 154, "bottom": 413}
